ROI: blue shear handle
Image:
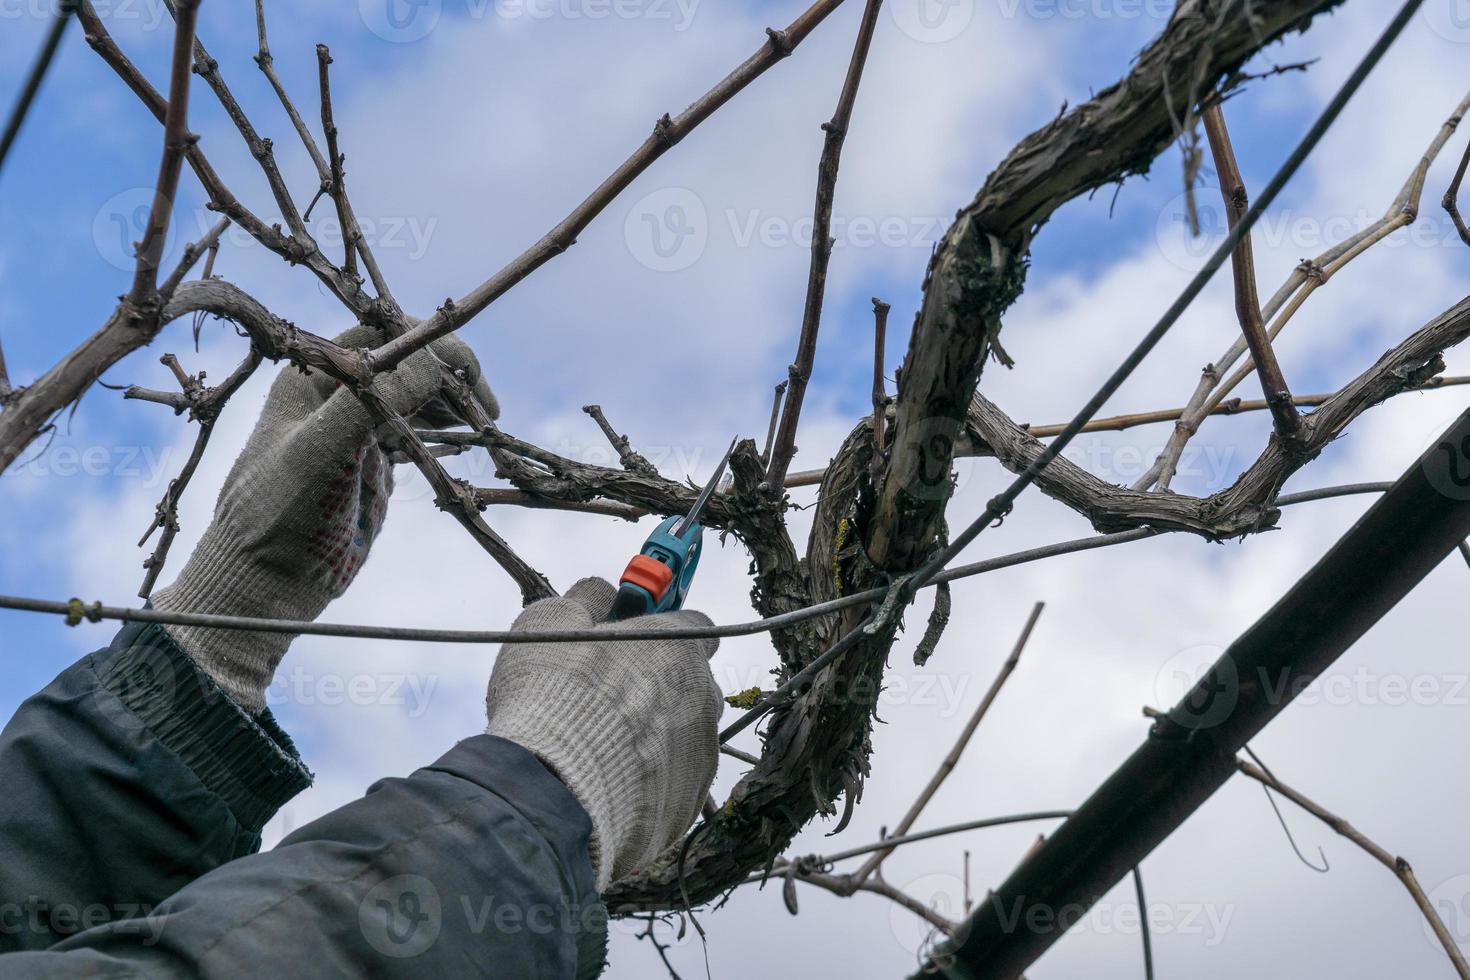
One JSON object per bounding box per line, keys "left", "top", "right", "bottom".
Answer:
{"left": 609, "top": 516, "right": 705, "bottom": 621}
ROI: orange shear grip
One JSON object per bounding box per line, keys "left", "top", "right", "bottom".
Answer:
{"left": 620, "top": 554, "right": 675, "bottom": 601}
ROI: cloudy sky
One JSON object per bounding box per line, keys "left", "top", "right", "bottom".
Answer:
{"left": 4, "top": 0, "right": 1470, "bottom": 976}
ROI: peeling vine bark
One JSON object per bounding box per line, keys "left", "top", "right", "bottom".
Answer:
{"left": 604, "top": 0, "right": 1353, "bottom": 912}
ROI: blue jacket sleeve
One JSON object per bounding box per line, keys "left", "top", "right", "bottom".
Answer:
{"left": 0, "top": 620, "right": 608, "bottom": 978}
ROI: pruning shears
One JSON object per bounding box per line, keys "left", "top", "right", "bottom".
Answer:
{"left": 609, "top": 438, "right": 736, "bottom": 622}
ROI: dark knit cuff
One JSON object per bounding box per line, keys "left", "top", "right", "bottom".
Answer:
{"left": 94, "top": 619, "right": 313, "bottom": 833}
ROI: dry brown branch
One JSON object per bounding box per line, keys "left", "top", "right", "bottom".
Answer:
{"left": 768, "top": 376, "right": 1470, "bottom": 491}
{"left": 0, "top": 332, "right": 14, "bottom": 406}
{"left": 78, "top": 4, "right": 342, "bottom": 293}
{"left": 168, "top": 281, "right": 555, "bottom": 601}
{"left": 1201, "top": 102, "right": 1301, "bottom": 441}
{"left": 251, "top": 0, "right": 329, "bottom": 181}
{"left": 168, "top": 0, "right": 310, "bottom": 248}
{"left": 764, "top": 0, "right": 883, "bottom": 492}
{"left": 136, "top": 348, "right": 264, "bottom": 598}
{"left": 870, "top": 297, "right": 890, "bottom": 482}
{"left": 1446, "top": 133, "right": 1470, "bottom": 247}
{"left": 1139, "top": 87, "right": 1470, "bottom": 490}
{"left": 849, "top": 602, "right": 1044, "bottom": 889}
{"left": 720, "top": 744, "right": 761, "bottom": 766}
{"left": 761, "top": 381, "right": 788, "bottom": 465}
{"left": 583, "top": 404, "right": 658, "bottom": 476}
{"left": 472, "top": 488, "right": 645, "bottom": 522}
{"left": 315, "top": 42, "right": 390, "bottom": 298}
{"left": 766, "top": 856, "right": 956, "bottom": 935}
{"left": 356, "top": 388, "right": 555, "bottom": 602}
{"left": 0, "top": 2, "right": 204, "bottom": 474}
{"left": 867, "top": 0, "right": 1343, "bottom": 576}
{"left": 1023, "top": 378, "right": 1470, "bottom": 437}
{"left": 313, "top": 45, "right": 355, "bottom": 280}
{"left": 965, "top": 293, "right": 1470, "bottom": 539}
{"left": 69, "top": 0, "right": 863, "bottom": 607}
{"left": 126, "top": 0, "right": 200, "bottom": 306}
{"left": 1237, "top": 759, "right": 1470, "bottom": 979}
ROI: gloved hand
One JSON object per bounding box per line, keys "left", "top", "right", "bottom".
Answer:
{"left": 152, "top": 323, "right": 498, "bottom": 715}
{"left": 485, "top": 577, "right": 723, "bottom": 891}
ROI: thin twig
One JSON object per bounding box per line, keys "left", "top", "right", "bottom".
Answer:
{"left": 1132, "top": 867, "right": 1154, "bottom": 980}
{"left": 1458, "top": 540, "right": 1470, "bottom": 571}
{"left": 637, "top": 916, "right": 684, "bottom": 980}
{"left": 1445, "top": 134, "right": 1470, "bottom": 248}
{"left": 1237, "top": 759, "right": 1470, "bottom": 980}
{"left": 870, "top": 297, "right": 890, "bottom": 482}
{"left": 369, "top": 0, "right": 851, "bottom": 371}
{"left": 583, "top": 404, "right": 658, "bottom": 476}
{"left": 850, "top": 602, "right": 1044, "bottom": 888}
{"left": 78, "top": 3, "right": 322, "bottom": 289}
{"left": 128, "top": 0, "right": 202, "bottom": 305}
{"left": 135, "top": 348, "right": 261, "bottom": 598}
{"left": 169, "top": 0, "right": 310, "bottom": 247}
{"left": 1201, "top": 103, "right": 1301, "bottom": 441}
{"left": 1138, "top": 87, "right": 1470, "bottom": 490}
{"left": 138, "top": 420, "right": 213, "bottom": 599}
{"left": 159, "top": 216, "right": 230, "bottom": 299}
{"left": 317, "top": 43, "right": 374, "bottom": 287}
{"left": 358, "top": 386, "right": 556, "bottom": 604}
{"left": 1244, "top": 745, "right": 1329, "bottom": 873}
{"left": 473, "top": 487, "right": 645, "bottom": 521}
{"left": 0, "top": 0, "right": 77, "bottom": 177}
{"left": 760, "top": 381, "right": 788, "bottom": 466}
{"left": 962, "top": 851, "right": 971, "bottom": 915}
{"left": 804, "top": 810, "right": 1076, "bottom": 866}
{"left": 251, "top": 0, "right": 329, "bottom": 178}
{"left": 0, "top": 330, "right": 13, "bottom": 405}
{"left": 720, "top": 744, "right": 760, "bottom": 766}
{"left": 764, "top": 0, "right": 883, "bottom": 492}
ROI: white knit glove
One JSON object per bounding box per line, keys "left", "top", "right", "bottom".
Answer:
{"left": 152, "top": 323, "right": 497, "bottom": 714}
{"left": 485, "top": 577, "right": 723, "bottom": 891}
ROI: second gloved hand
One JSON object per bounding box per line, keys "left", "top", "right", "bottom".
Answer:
{"left": 484, "top": 577, "right": 723, "bottom": 891}
{"left": 152, "top": 322, "right": 497, "bottom": 715}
